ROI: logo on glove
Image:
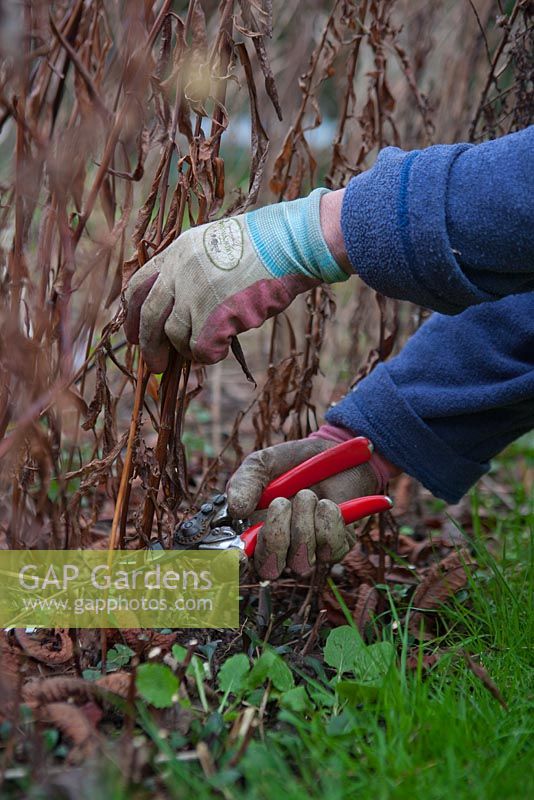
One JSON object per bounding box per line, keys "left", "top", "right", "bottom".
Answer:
{"left": 203, "top": 218, "right": 243, "bottom": 271}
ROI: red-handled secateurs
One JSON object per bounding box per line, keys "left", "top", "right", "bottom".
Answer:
{"left": 160, "top": 437, "right": 392, "bottom": 559}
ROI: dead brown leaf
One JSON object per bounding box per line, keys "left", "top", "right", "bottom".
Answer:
{"left": 15, "top": 628, "right": 74, "bottom": 665}
{"left": 409, "top": 550, "right": 476, "bottom": 636}
{"left": 406, "top": 649, "right": 443, "bottom": 672}
{"left": 0, "top": 634, "right": 21, "bottom": 721}
{"left": 23, "top": 677, "right": 92, "bottom": 706}
{"left": 108, "top": 628, "right": 177, "bottom": 657}
{"left": 95, "top": 670, "right": 133, "bottom": 699}
{"left": 352, "top": 584, "right": 379, "bottom": 638}
{"left": 39, "top": 702, "right": 99, "bottom": 763}
{"left": 23, "top": 669, "right": 136, "bottom": 707}
{"left": 342, "top": 545, "right": 377, "bottom": 585}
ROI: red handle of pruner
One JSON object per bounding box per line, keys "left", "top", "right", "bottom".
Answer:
{"left": 257, "top": 437, "right": 373, "bottom": 510}
{"left": 240, "top": 494, "right": 393, "bottom": 558}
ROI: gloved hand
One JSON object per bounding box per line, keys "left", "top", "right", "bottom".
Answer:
{"left": 226, "top": 424, "right": 394, "bottom": 580}
{"left": 124, "top": 189, "right": 348, "bottom": 371}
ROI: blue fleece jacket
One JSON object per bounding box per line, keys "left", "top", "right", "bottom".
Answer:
{"left": 325, "top": 127, "right": 534, "bottom": 503}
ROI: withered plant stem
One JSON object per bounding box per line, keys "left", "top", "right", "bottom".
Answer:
{"left": 109, "top": 356, "right": 148, "bottom": 551}
{"left": 469, "top": 0, "right": 522, "bottom": 139}
{"left": 140, "top": 349, "right": 183, "bottom": 543}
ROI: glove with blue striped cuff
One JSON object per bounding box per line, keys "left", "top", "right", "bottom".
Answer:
{"left": 125, "top": 189, "right": 349, "bottom": 370}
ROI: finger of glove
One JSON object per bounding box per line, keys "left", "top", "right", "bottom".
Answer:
{"left": 286, "top": 489, "right": 317, "bottom": 575}
{"left": 311, "top": 463, "right": 378, "bottom": 505}
{"left": 254, "top": 497, "right": 292, "bottom": 580}
{"left": 163, "top": 305, "right": 194, "bottom": 363}
{"left": 191, "top": 333, "right": 231, "bottom": 365}
{"left": 124, "top": 264, "right": 160, "bottom": 344}
{"left": 138, "top": 275, "right": 175, "bottom": 372}
{"left": 226, "top": 438, "right": 328, "bottom": 520}
{"left": 315, "top": 499, "right": 350, "bottom": 565}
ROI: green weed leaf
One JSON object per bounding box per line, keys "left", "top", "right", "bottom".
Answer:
{"left": 82, "top": 668, "right": 101, "bottom": 682}
{"left": 336, "top": 680, "right": 380, "bottom": 704}
{"left": 171, "top": 644, "right": 205, "bottom": 677}
{"left": 324, "top": 626, "right": 364, "bottom": 673}
{"left": 171, "top": 644, "right": 188, "bottom": 661}
{"left": 218, "top": 653, "right": 251, "bottom": 694}
{"left": 326, "top": 709, "right": 358, "bottom": 736}
{"left": 335, "top": 641, "right": 395, "bottom": 702}
{"left": 247, "top": 650, "right": 294, "bottom": 692}
{"left": 136, "top": 663, "right": 179, "bottom": 708}
{"left": 352, "top": 641, "right": 395, "bottom": 684}
{"left": 279, "top": 686, "right": 312, "bottom": 713}
{"left": 104, "top": 643, "right": 135, "bottom": 672}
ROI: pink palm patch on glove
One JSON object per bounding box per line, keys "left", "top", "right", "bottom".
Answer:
{"left": 193, "top": 274, "right": 317, "bottom": 364}
{"left": 124, "top": 264, "right": 316, "bottom": 370}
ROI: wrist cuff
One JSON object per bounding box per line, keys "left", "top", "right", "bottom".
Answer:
{"left": 309, "top": 424, "right": 400, "bottom": 491}
{"left": 245, "top": 189, "right": 349, "bottom": 285}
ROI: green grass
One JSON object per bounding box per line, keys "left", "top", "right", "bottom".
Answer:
{"left": 234, "top": 563, "right": 533, "bottom": 799}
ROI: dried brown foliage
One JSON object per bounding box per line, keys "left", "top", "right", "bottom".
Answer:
{"left": 408, "top": 549, "right": 476, "bottom": 636}
{"left": 38, "top": 702, "right": 100, "bottom": 763}
{"left": 352, "top": 583, "right": 379, "bottom": 637}
{"left": 0, "top": 0, "right": 282, "bottom": 548}
{"left": 0, "top": 634, "right": 21, "bottom": 722}
{"left": 14, "top": 627, "right": 74, "bottom": 664}
{"left": 107, "top": 626, "right": 177, "bottom": 655}
{"left": 23, "top": 670, "right": 133, "bottom": 704}
{"left": 321, "top": 497, "right": 476, "bottom": 640}
{"left": 0, "top": 0, "right": 531, "bottom": 551}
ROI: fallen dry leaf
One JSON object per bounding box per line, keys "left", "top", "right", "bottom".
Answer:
{"left": 39, "top": 702, "right": 99, "bottom": 764}
{"left": 412, "top": 550, "right": 475, "bottom": 610}
{"left": 15, "top": 629, "right": 74, "bottom": 665}
{"left": 23, "top": 677, "right": 92, "bottom": 706}
{"left": 321, "top": 586, "right": 354, "bottom": 627}
{"left": 79, "top": 700, "right": 104, "bottom": 727}
{"left": 391, "top": 474, "right": 417, "bottom": 517}
{"left": 352, "top": 584, "right": 379, "bottom": 638}
{"left": 95, "top": 670, "right": 133, "bottom": 699}
{"left": 108, "top": 628, "right": 177, "bottom": 656}
{"left": 0, "top": 634, "right": 21, "bottom": 721}
{"left": 22, "top": 670, "right": 133, "bottom": 706}
{"left": 409, "top": 550, "right": 476, "bottom": 636}
{"left": 342, "top": 546, "right": 377, "bottom": 584}
{"left": 406, "top": 649, "right": 443, "bottom": 672}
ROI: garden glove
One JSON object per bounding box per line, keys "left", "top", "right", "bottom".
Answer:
{"left": 124, "top": 189, "right": 348, "bottom": 371}
{"left": 226, "top": 424, "right": 395, "bottom": 580}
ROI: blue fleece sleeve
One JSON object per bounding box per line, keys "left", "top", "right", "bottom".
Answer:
{"left": 341, "top": 127, "right": 534, "bottom": 313}
{"left": 325, "top": 293, "right": 534, "bottom": 503}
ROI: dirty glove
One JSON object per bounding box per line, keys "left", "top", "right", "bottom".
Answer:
{"left": 124, "top": 189, "right": 348, "bottom": 371}
{"left": 226, "top": 424, "right": 394, "bottom": 580}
